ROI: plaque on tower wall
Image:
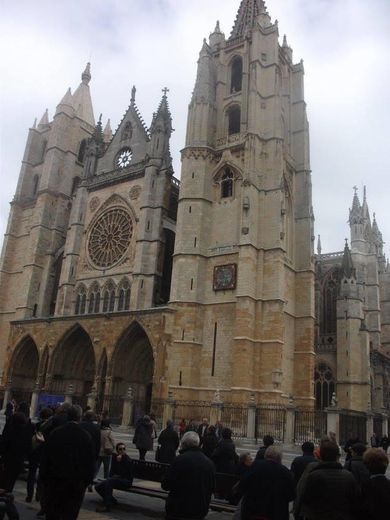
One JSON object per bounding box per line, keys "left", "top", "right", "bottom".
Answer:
{"left": 213, "top": 264, "right": 237, "bottom": 291}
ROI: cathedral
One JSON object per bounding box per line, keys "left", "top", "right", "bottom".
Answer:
{"left": 0, "top": 0, "right": 388, "bottom": 433}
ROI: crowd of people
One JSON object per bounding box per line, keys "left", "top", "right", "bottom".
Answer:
{"left": 0, "top": 402, "right": 389, "bottom": 520}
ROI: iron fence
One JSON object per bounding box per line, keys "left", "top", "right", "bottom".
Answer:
{"left": 255, "top": 405, "right": 286, "bottom": 443}
{"left": 294, "top": 409, "right": 327, "bottom": 444}
{"left": 172, "top": 401, "right": 213, "bottom": 425}
{"left": 339, "top": 410, "right": 367, "bottom": 445}
{"left": 373, "top": 415, "right": 383, "bottom": 438}
{"left": 220, "top": 404, "right": 248, "bottom": 438}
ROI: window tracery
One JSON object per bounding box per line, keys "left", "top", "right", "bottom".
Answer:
{"left": 230, "top": 56, "right": 243, "bottom": 93}
{"left": 221, "top": 169, "right": 234, "bottom": 198}
{"left": 315, "top": 363, "right": 335, "bottom": 409}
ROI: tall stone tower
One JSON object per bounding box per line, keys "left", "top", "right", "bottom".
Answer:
{"left": 169, "top": 0, "right": 315, "bottom": 406}
{"left": 0, "top": 64, "right": 95, "bottom": 373}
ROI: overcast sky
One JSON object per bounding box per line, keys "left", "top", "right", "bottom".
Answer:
{"left": 1, "top": 0, "right": 389, "bottom": 257}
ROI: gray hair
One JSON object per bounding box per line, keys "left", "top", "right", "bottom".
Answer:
{"left": 68, "top": 404, "right": 83, "bottom": 422}
{"left": 264, "top": 445, "right": 282, "bottom": 464}
{"left": 181, "top": 431, "right": 200, "bottom": 450}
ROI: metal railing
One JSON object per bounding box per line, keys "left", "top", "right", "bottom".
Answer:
{"left": 294, "top": 409, "right": 327, "bottom": 444}
{"left": 255, "top": 405, "right": 286, "bottom": 443}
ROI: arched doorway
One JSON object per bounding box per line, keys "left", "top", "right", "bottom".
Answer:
{"left": 50, "top": 325, "right": 95, "bottom": 410}
{"left": 9, "top": 336, "right": 39, "bottom": 404}
{"left": 111, "top": 322, "right": 154, "bottom": 424}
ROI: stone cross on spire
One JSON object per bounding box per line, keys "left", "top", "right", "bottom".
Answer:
{"left": 162, "top": 87, "right": 170, "bottom": 97}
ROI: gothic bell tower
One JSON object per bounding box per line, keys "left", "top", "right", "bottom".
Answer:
{"left": 169, "top": 0, "right": 315, "bottom": 405}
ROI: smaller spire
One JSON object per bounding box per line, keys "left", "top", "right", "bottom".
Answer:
{"left": 32, "top": 118, "right": 37, "bottom": 129}
{"left": 214, "top": 20, "right": 221, "bottom": 33}
{"left": 92, "top": 113, "right": 103, "bottom": 142}
{"left": 317, "top": 235, "right": 322, "bottom": 255}
{"left": 58, "top": 87, "right": 73, "bottom": 107}
{"left": 103, "top": 118, "right": 112, "bottom": 143}
{"left": 283, "top": 34, "right": 288, "bottom": 47}
{"left": 82, "top": 62, "right": 91, "bottom": 85}
{"left": 341, "top": 239, "right": 355, "bottom": 279}
{"left": 38, "top": 108, "right": 49, "bottom": 127}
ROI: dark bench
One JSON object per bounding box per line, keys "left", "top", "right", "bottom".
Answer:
{"left": 110, "top": 458, "right": 238, "bottom": 514}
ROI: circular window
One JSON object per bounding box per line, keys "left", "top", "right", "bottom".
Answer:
{"left": 117, "top": 148, "right": 132, "bottom": 169}
{"left": 88, "top": 208, "right": 133, "bottom": 269}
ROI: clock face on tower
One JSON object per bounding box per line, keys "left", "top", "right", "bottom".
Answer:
{"left": 117, "top": 148, "right": 132, "bottom": 169}
{"left": 213, "top": 264, "right": 237, "bottom": 291}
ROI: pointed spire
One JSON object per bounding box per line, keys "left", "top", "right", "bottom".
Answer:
{"left": 32, "top": 118, "right": 37, "bottom": 129}
{"left": 283, "top": 34, "right": 288, "bottom": 47}
{"left": 341, "top": 239, "right": 355, "bottom": 279}
{"left": 230, "top": 0, "right": 267, "bottom": 39}
{"left": 93, "top": 113, "right": 103, "bottom": 142}
{"left": 59, "top": 87, "right": 73, "bottom": 106}
{"left": 150, "top": 88, "right": 172, "bottom": 133}
{"left": 349, "top": 186, "right": 362, "bottom": 224}
{"left": 317, "top": 235, "right": 322, "bottom": 256}
{"left": 361, "top": 184, "right": 370, "bottom": 222}
{"left": 72, "top": 63, "right": 95, "bottom": 126}
{"left": 214, "top": 20, "right": 221, "bottom": 33}
{"left": 81, "top": 62, "right": 91, "bottom": 85}
{"left": 38, "top": 109, "right": 49, "bottom": 127}
{"left": 103, "top": 118, "right": 112, "bottom": 143}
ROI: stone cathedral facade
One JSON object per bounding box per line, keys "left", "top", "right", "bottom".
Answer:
{"left": 0, "top": 0, "right": 389, "bottom": 422}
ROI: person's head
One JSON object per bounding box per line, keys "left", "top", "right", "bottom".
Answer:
{"left": 39, "top": 407, "right": 53, "bottom": 421}
{"left": 328, "top": 431, "right": 337, "bottom": 442}
{"left": 351, "top": 443, "right": 366, "bottom": 457}
{"left": 265, "top": 445, "right": 282, "bottom": 464}
{"left": 116, "top": 443, "right": 126, "bottom": 455}
{"left": 221, "top": 427, "right": 232, "bottom": 440}
{"left": 208, "top": 425, "right": 216, "bottom": 435}
{"left": 83, "top": 410, "right": 95, "bottom": 422}
{"left": 302, "top": 441, "right": 315, "bottom": 454}
{"left": 319, "top": 440, "right": 340, "bottom": 462}
{"left": 363, "top": 448, "right": 389, "bottom": 475}
{"left": 181, "top": 431, "right": 200, "bottom": 450}
{"left": 202, "top": 417, "right": 208, "bottom": 425}
{"left": 263, "top": 435, "right": 274, "bottom": 447}
{"left": 68, "top": 404, "right": 82, "bottom": 423}
{"left": 56, "top": 402, "right": 71, "bottom": 415}
{"left": 101, "top": 419, "right": 111, "bottom": 429}
{"left": 166, "top": 419, "right": 173, "bottom": 428}
{"left": 17, "top": 401, "right": 30, "bottom": 417}
{"left": 240, "top": 452, "right": 253, "bottom": 467}
{"left": 143, "top": 414, "right": 150, "bottom": 423}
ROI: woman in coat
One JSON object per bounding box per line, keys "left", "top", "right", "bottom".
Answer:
{"left": 133, "top": 415, "right": 153, "bottom": 460}
{"left": 202, "top": 425, "right": 219, "bottom": 459}
{"left": 96, "top": 419, "right": 115, "bottom": 478}
{"left": 157, "top": 420, "right": 179, "bottom": 464}
{"left": 211, "top": 427, "right": 238, "bottom": 474}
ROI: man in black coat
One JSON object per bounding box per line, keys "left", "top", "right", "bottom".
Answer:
{"left": 95, "top": 443, "right": 133, "bottom": 513}
{"left": 237, "top": 445, "right": 295, "bottom": 520}
{"left": 157, "top": 420, "right": 179, "bottom": 464}
{"left": 39, "top": 404, "right": 95, "bottom": 520}
{"left": 291, "top": 441, "right": 317, "bottom": 487}
{"left": 162, "top": 431, "right": 215, "bottom": 520}
{"left": 255, "top": 434, "right": 274, "bottom": 460}
{"left": 297, "top": 440, "right": 359, "bottom": 520}
{"left": 361, "top": 447, "right": 390, "bottom": 520}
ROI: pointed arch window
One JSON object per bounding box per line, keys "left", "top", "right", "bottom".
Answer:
{"left": 109, "top": 289, "right": 116, "bottom": 312}
{"left": 230, "top": 56, "right": 243, "bottom": 93}
{"left": 75, "top": 286, "right": 86, "bottom": 315}
{"left": 88, "top": 293, "right": 95, "bottom": 314}
{"left": 221, "top": 169, "right": 234, "bottom": 198}
{"left": 321, "top": 270, "right": 339, "bottom": 335}
{"left": 103, "top": 291, "right": 109, "bottom": 313}
{"left": 78, "top": 139, "right": 87, "bottom": 163}
{"left": 227, "top": 105, "right": 241, "bottom": 135}
{"left": 118, "top": 281, "right": 131, "bottom": 311}
{"left": 94, "top": 292, "right": 101, "bottom": 313}
{"left": 315, "top": 363, "right": 335, "bottom": 409}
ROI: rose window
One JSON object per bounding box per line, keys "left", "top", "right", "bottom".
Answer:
{"left": 88, "top": 208, "right": 133, "bottom": 268}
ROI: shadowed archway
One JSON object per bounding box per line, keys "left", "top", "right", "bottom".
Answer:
{"left": 49, "top": 325, "right": 96, "bottom": 410}
{"left": 110, "top": 322, "right": 154, "bottom": 424}
{"left": 9, "top": 336, "right": 39, "bottom": 404}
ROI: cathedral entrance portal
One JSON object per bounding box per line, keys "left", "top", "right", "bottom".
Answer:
{"left": 111, "top": 322, "right": 154, "bottom": 425}
{"left": 49, "top": 325, "right": 95, "bottom": 410}
{"left": 9, "top": 336, "right": 39, "bottom": 404}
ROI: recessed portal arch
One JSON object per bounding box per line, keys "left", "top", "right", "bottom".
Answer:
{"left": 111, "top": 322, "right": 154, "bottom": 424}
{"left": 49, "top": 324, "right": 96, "bottom": 410}
{"left": 9, "top": 335, "right": 39, "bottom": 403}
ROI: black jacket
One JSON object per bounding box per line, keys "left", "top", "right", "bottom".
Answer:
{"left": 157, "top": 426, "right": 179, "bottom": 464}
{"left": 361, "top": 474, "right": 390, "bottom": 520}
{"left": 201, "top": 432, "right": 218, "bottom": 459}
{"left": 80, "top": 420, "right": 101, "bottom": 459}
{"left": 40, "top": 421, "right": 95, "bottom": 485}
{"left": 238, "top": 459, "right": 295, "bottom": 520}
{"left": 133, "top": 418, "right": 153, "bottom": 451}
{"left": 291, "top": 453, "right": 317, "bottom": 486}
{"left": 344, "top": 455, "right": 370, "bottom": 490}
{"left": 300, "top": 461, "right": 359, "bottom": 520}
{"left": 211, "top": 438, "right": 238, "bottom": 474}
{"left": 109, "top": 453, "right": 133, "bottom": 482}
{"left": 162, "top": 447, "right": 215, "bottom": 520}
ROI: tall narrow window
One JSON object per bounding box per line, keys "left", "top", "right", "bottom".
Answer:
{"left": 221, "top": 169, "right": 234, "bottom": 198}
{"left": 314, "top": 363, "right": 335, "bottom": 409}
{"left": 230, "top": 56, "right": 243, "bottom": 93}
{"left": 80, "top": 293, "right": 86, "bottom": 314}
{"left": 94, "top": 292, "right": 101, "bottom": 313}
{"left": 32, "top": 175, "right": 39, "bottom": 196}
{"left": 228, "top": 106, "right": 241, "bottom": 135}
{"left": 109, "top": 289, "right": 115, "bottom": 312}
{"left": 124, "top": 287, "right": 130, "bottom": 310}
{"left": 88, "top": 293, "right": 95, "bottom": 314}
{"left": 118, "top": 289, "right": 125, "bottom": 311}
{"left": 77, "top": 139, "right": 87, "bottom": 163}
{"left": 103, "top": 291, "right": 109, "bottom": 313}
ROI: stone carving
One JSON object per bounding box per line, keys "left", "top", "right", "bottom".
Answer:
{"left": 89, "top": 196, "right": 100, "bottom": 212}
{"left": 129, "top": 185, "right": 142, "bottom": 200}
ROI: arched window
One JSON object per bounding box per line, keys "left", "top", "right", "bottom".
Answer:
{"left": 75, "top": 286, "right": 86, "bottom": 315}
{"left": 78, "top": 139, "right": 87, "bottom": 163}
{"left": 94, "top": 292, "right": 101, "bottom": 313}
{"left": 230, "top": 56, "right": 243, "bottom": 93}
{"left": 315, "top": 363, "right": 335, "bottom": 409}
{"left": 32, "top": 175, "right": 39, "bottom": 196}
{"left": 221, "top": 169, "right": 234, "bottom": 198}
{"left": 118, "top": 281, "right": 131, "bottom": 311}
{"left": 228, "top": 106, "right": 241, "bottom": 135}
{"left": 109, "top": 289, "right": 116, "bottom": 312}
{"left": 102, "top": 291, "right": 109, "bottom": 313}
{"left": 321, "top": 270, "right": 339, "bottom": 334}
{"left": 88, "top": 293, "right": 95, "bottom": 314}
{"left": 80, "top": 293, "right": 86, "bottom": 314}
{"left": 121, "top": 122, "right": 133, "bottom": 141}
